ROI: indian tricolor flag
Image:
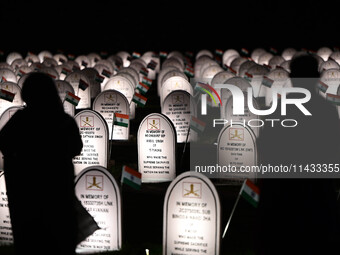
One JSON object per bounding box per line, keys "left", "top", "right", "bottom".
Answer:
{"left": 244, "top": 72, "right": 253, "bottom": 82}
{"left": 113, "top": 113, "right": 129, "bottom": 127}
{"left": 132, "top": 92, "right": 147, "bottom": 107}
{"left": 261, "top": 76, "right": 274, "bottom": 88}
{"left": 0, "top": 89, "right": 15, "bottom": 102}
{"left": 1, "top": 76, "right": 7, "bottom": 83}
{"left": 65, "top": 91, "right": 80, "bottom": 106}
{"left": 317, "top": 81, "right": 328, "bottom": 93}
{"left": 326, "top": 93, "right": 340, "bottom": 105}
{"left": 136, "top": 82, "right": 150, "bottom": 95}
{"left": 142, "top": 76, "right": 152, "bottom": 86}
{"left": 121, "top": 165, "right": 141, "bottom": 190}
{"left": 190, "top": 115, "right": 206, "bottom": 133}
{"left": 240, "top": 179, "right": 260, "bottom": 208}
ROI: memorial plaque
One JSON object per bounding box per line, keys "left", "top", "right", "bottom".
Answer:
{"left": 118, "top": 67, "right": 139, "bottom": 87}
{"left": 65, "top": 71, "right": 91, "bottom": 109}
{"left": 199, "top": 59, "right": 219, "bottom": 78}
{"left": 163, "top": 171, "right": 221, "bottom": 255}
{"left": 161, "top": 76, "right": 193, "bottom": 104}
{"left": 0, "top": 82, "right": 23, "bottom": 116}
{"left": 137, "top": 113, "right": 176, "bottom": 182}
{"left": 0, "top": 171, "right": 13, "bottom": 245}
{"left": 0, "top": 106, "right": 23, "bottom": 170}
{"left": 73, "top": 110, "right": 109, "bottom": 175}
{"left": 93, "top": 90, "right": 130, "bottom": 140}
{"left": 162, "top": 90, "right": 197, "bottom": 143}
{"left": 75, "top": 166, "right": 122, "bottom": 253}
{"left": 217, "top": 123, "right": 257, "bottom": 181}
{"left": 103, "top": 75, "right": 135, "bottom": 119}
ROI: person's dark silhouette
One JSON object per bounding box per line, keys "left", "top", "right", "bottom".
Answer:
{"left": 257, "top": 55, "right": 340, "bottom": 255}
{"left": 0, "top": 73, "right": 83, "bottom": 255}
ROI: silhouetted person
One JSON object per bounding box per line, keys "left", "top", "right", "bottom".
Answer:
{"left": 0, "top": 73, "right": 83, "bottom": 255}
{"left": 258, "top": 55, "right": 340, "bottom": 255}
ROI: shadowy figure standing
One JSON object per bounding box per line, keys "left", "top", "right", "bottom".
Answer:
{"left": 258, "top": 55, "right": 340, "bottom": 255}
{"left": 0, "top": 73, "right": 83, "bottom": 255}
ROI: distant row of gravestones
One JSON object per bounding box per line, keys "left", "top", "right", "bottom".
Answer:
{"left": 1, "top": 47, "right": 340, "bottom": 254}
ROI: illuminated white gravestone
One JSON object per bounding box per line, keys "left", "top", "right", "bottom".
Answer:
{"left": 211, "top": 71, "right": 235, "bottom": 107}
{"left": 319, "top": 60, "right": 340, "bottom": 72}
{"left": 247, "top": 64, "right": 269, "bottom": 98}
{"left": 258, "top": 52, "right": 273, "bottom": 66}
{"left": 217, "top": 123, "right": 257, "bottom": 181}
{"left": 194, "top": 56, "right": 213, "bottom": 79}
{"left": 222, "top": 49, "right": 239, "bottom": 67}
{"left": 157, "top": 67, "right": 179, "bottom": 96}
{"left": 75, "top": 55, "right": 90, "bottom": 70}
{"left": 201, "top": 64, "right": 223, "bottom": 79}
{"left": 317, "top": 47, "right": 333, "bottom": 61}
{"left": 116, "top": 51, "right": 131, "bottom": 68}
{"left": 162, "top": 57, "right": 184, "bottom": 72}
{"left": 161, "top": 70, "right": 188, "bottom": 87}
{"left": 220, "top": 77, "right": 252, "bottom": 119}
{"left": 199, "top": 60, "right": 219, "bottom": 78}
{"left": 65, "top": 71, "right": 91, "bottom": 109}
{"left": 141, "top": 51, "right": 160, "bottom": 79}
{"left": 38, "top": 50, "right": 53, "bottom": 63}
{"left": 0, "top": 106, "right": 23, "bottom": 171}
{"left": 118, "top": 67, "right": 139, "bottom": 88}
{"left": 281, "top": 48, "right": 297, "bottom": 61}
{"left": 225, "top": 94, "right": 260, "bottom": 137}
{"left": 0, "top": 171, "right": 13, "bottom": 245}
{"left": 87, "top": 53, "right": 101, "bottom": 68}
{"left": 73, "top": 110, "right": 109, "bottom": 175}
{"left": 268, "top": 56, "right": 285, "bottom": 69}
{"left": 11, "top": 59, "right": 27, "bottom": 71}
{"left": 161, "top": 76, "right": 193, "bottom": 104}
{"left": 162, "top": 90, "right": 197, "bottom": 143}
{"left": 41, "top": 67, "right": 59, "bottom": 80}
{"left": 163, "top": 171, "right": 221, "bottom": 255}
{"left": 137, "top": 113, "right": 176, "bottom": 182}
{"left": 250, "top": 48, "right": 266, "bottom": 63}
{"left": 75, "top": 166, "right": 121, "bottom": 253}
{"left": 264, "top": 68, "right": 290, "bottom": 106}
{"left": 6, "top": 52, "right": 22, "bottom": 65}
{"left": 319, "top": 69, "right": 340, "bottom": 97}
{"left": 103, "top": 75, "right": 135, "bottom": 119}
{"left": 56, "top": 80, "right": 75, "bottom": 116}
{"left": 53, "top": 53, "right": 68, "bottom": 65}
{"left": 94, "top": 64, "right": 114, "bottom": 91}
{"left": 196, "top": 49, "right": 214, "bottom": 60}
{"left": 0, "top": 68, "right": 17, "bottom": 83}
{"left": 81, "top": 68, "right": 102, "bottom": 100}
{"left": 238, "top": 60, "right": 257, "bottom": 78}
{"left": 0, "top": 82, "right": 22, "bottom": 116}
{"left": 329, "top": 51, "right": 340, "bottom": 65}
{"left": 93, "top": 90, "right": 129, "bottom": 140}
{"left": 230, "top": 57, "right": 248, "bottom": 75}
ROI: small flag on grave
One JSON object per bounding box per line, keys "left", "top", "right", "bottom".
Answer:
{"left": 326, "top": 93, "right": 340, "bottom": 105}
{"left": 61, "top": 67, "right": 72, "bottom": 76}
{"left": 136, "top": 82, "right": 150, "bottom": 95}
{"left": 142, "top": 76, "right": 152, "bottom": 86}
{"left": 101, "top": 69, "right": 112, "bottom": 78}
{"left": 317, "top": 80, "right": 328, "bottom": 93}
{"left": 132, "top": 52, "right": 141, "bottom": 59}
{"left": 78, "top": 79, "right": 89, "bottom": 91}
{"left": 140, "top": 67, "right": 149, "bottom": 76}
{"left": 244, "top": 72, "right": 253, "bottom": 82}
{"left": 18, "top": 70, "right": 26, "bottom": 78}
{"left": 190, "top": 115, "right": 206, "bottom": 133}
{"left": 67, "top": 54, "right": 75, "bottom": 60}
{"left": 147, "top": 60, "right": 157, "bottom": 70}
{"left": 1, "top": 76, "right": 7, "bottom": 83}
{"left": 160, "top": 51, "right": 168, "bottom": 58}
{"left": 0, "top": 89, "right": 15, "bottom": 102}
{"left": 184, "top": 66, "right": 194, "bottom": 77}
{"left": 132, "top": 91, "right": 147, "bottom": 107}
{"left": 215, "top": 49, "right": 223, "bottom": 56}
{"left": 95, "top": 73, "right": 105, "bottom": 83}
{"left": 113, "top": 113, "right": 129, "bottom": 127}
{"left": 261, "top": 76, "right": 274, "bottom": 88}
{"left": 65, "top": 91, "right": 80, "bottom": 106}
{"left": 240, "top": 179, "right": 260, "bottom": 208}
{"left": 241, "top": 48, "right": 249, "bottom": 55}
{"left": 121, "top": 165, "right": 141, "bottom": 190}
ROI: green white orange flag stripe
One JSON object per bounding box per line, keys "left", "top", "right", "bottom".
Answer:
{"left": 261, "top": 76, "right": 274, "bottom": 88}
{"left": 190, "top": 115, "right": 206, "bottom": 133}
{"left": 113, "top": 113, "right": 129, "bottom": 127}
{"left": 240, "top": 179, "right": 260, "bottom": 208}
{"left": 317, "top": 81, "right": 328, "bottom": 93}
{"left": 326, "top": 93, "right": 340, "bottom": 105}
{"left": 0, "top": 89, "right": 15, "bottom": 102}
{"left": 244, "top": 72, "right": 253, "bottom": 82}
{"left": 132, "top": 92, "right": 147, "bottom": 107}
{"left": 65, "top": 91, "right": 80, "bottom": 106}
{"left": 136, "top": 82, "right": 150, "bottom": 95}
{"left": 121, "top": 165, "right": 141, "bottom": 190}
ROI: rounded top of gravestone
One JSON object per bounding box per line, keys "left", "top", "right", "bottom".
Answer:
{"left": 224, "top": 77, "right": 252, "bottom": 91}
{"left": 279, "top": 60, "right": 291, "bottom": 72}
{"left": 116, "top": 51, "right": 131, "bottom": 68}
{"left": 167, "top": 51, "right": 184, "bottom": 60}
{"left": 201, "top": 65, "right": 224, "bottom": 79}
{"left": 161, "top": 69, "right": 188, "bottom": 87}
{"left": 42, "top": 57, "right": 58, "bottom": 68}
{"left": 251, "top": 48, "right": 267, "bottom": 63}
{"left": 0, "top": 68, "right": 17, "bottom": 83}
{"left": 0, "top": 62, "right": 13, "bottom": 71}
{"left": 230, "top": 57, "right": 248, "bottom": 75}
{"left": 211, "top": 70, "right": 235, "bottom": 86}
{"left": 222, "top": 49, "right": 239, "bottom": 66}
{"left": 6, "top": 52, "right": 23, "bottom": 65}
{"left": 196, "top": 49, "right": 214, "bottom": 60}
{"left": 267, "top": 68, "right": 290, "bottom": 82}
{"left": 320, "top": 68, "right": 340, "bottom": 83}
{"left": 40, "top": 67, "right": 59, "bottom": 80}
{"left": 162, "top": 57, "right": 184, "bottom": 71}
{"left": 247, "top": 64, "right": 270, "bottom": 76}
{"left": 328, "top": 51, "right": 340, "bottom": 65}
{"left": 25, "top": 53, "right": 40, "bottom": 65}
{"left": 194, "top": 55, "right": 213, "bottom": 78}
{"left": 75, "top": 55, "right": 91, "bottom": 70}
{"left": 257, "top": 52, "right": 274, "bottom": 65}
{"left": 87, "top": 52, "right": 102, "bottom": 67}
{"left": 281, "top": 48, "right": 297, "bottom": 61}
{"left": 118, "top": 67, "right": 140, "bottom": 85}
{"left": 95, "top": 60, "right": 115, "bottom": 74}
{"left": 11, "top": 58, "right": 27, "bottom": 71}
{"left": 107, "top": 55, "right": 123, "bottom": 70}
{"left": 38, "top": 50, "right": 53, "bottom": 63}
{"left": 317, "top": 47, "right": 333, "bottom": 61}
{"left": 238, "top": 60, "right": 257, "bottom": 77}
{"left": 15, "top": 66, "right": 34, "bottom": 79}
{"left": 318, "top": 59, "right": 340, "bottom": 72}
{"left": 268, "top": 55, "right": 285, "bottom": 69}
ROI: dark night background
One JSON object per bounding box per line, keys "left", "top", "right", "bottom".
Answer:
{"left": 1, "top": 0, "right": 339, "bottom": 55}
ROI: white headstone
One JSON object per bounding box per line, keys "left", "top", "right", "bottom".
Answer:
{"left": 93, "top": 90, "right": 130, "bottom": 140}
{"left": 161, "top": 76, "right": 193, "bottom": 104}
{"left": 217, "top": 123, "right": 257, "bottom": 181}
{"left": 162, "top": 90, "right": 197, "bottom": 143}
{"left": 75, "top": 166, "right": 121, "bottom": 253}
{"left": 163, "top": 171, "right": 221, "bottom": 255}
{"left": 65, "top": 71, "right": 91, "bottom": 109}
{"left": 264, "top": 68, "right": 291, "bottom": 106}
{"left": 73, "top": 110, "right": 109, "bottom": 175}
{"left": 137, "top": 113, "right": 176, "bottom": 182}
{"left": 157, "top": 67, "right": 179, "bottom": 96}
{"left": 246, "top": 64, "right": 270, "bottom": 98}
{"left": 0, "top": 68, "right": 17, "bottom": 83}
{"left": 0, "top": 82, "right": 23, "bottom": 116}
{"left": 0, "top": 171, "right": 13, "bottom": 245}
{"left": 320, "top": 69, "right": 340, "bottom": 97}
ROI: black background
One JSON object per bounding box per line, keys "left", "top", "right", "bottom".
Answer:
{"left": 1, "top": 0, "right": 339, "bottom": 56}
